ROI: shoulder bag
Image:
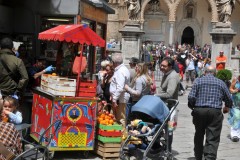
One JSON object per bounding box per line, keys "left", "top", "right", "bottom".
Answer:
{"left": 0, "top": 142, "right": 16, "bottom": 160}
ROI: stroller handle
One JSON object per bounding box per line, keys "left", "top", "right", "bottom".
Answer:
{"left": 166, "top": 99, "right": 179, "bottom": 109}
{"left": 154, "top": 95, "right": 179, "bottom": 109}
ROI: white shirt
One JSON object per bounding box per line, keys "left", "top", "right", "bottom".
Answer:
{"left": 110, "top": 64, "right": 130, "bottom": 103}
{"left": 186, "top": 58, "right": 195, "bottom": 71}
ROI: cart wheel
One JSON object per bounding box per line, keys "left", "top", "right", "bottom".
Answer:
{"left": 49, "top": 151, "right": 55, "bottom": 159}
{"left": 83, "top": 151, "right": 89, "bottom": 158}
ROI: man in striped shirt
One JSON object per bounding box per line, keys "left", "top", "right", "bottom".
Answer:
{"left": 188, "top": 65, "right": 232, "bottom": 160}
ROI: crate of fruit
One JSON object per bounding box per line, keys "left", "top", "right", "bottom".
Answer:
{"left": 97, "top": 105, "right": 122, "bottom": 131}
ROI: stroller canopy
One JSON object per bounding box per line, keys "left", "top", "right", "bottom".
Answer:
{"left": 131, "top": 95, "right": 169, "bottom": 123}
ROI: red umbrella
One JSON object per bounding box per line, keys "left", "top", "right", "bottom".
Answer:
{"left": 38, "top": 24, "right": 105, "bottom": 47}
{"left": 39, "top": 24, "right": 105, "bottom": 97}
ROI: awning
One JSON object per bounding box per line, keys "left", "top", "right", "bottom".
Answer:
{"left": 38, "top": 24, "right": 105, "bottom": 47}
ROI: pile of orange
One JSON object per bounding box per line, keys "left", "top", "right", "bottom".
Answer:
{"left": 97, "top": 111, "right": 116, "bottom": 125}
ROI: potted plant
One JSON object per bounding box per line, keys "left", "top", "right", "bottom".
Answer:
{"left": 216, "top": 69, "right": 232, "bottom": 87}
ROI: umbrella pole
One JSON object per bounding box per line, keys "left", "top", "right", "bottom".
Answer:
{"left": 76, "top": 45, "right": 84, "bottom": 97}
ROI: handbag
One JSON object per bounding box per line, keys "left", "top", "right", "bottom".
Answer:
{"left": 72, "top": 56, "right": 87, "bottom": 74}
{"left": 0, "top": 142, "right": 16, "bottom": 160}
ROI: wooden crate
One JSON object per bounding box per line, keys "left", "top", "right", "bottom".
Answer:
{"left": 40, "top": 75, "right": 76, "bottom": 97}
{"left": 94, "top": 141, "right": 121, "bottom": 160}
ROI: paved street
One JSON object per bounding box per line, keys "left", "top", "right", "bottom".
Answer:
{"left": 53, "top": 77, "right": 240, "bottom": 160}
{"left": 172, "top": 88, "right": 240, "bottom": 160}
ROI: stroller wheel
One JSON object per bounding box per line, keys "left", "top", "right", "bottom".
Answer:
{"left": 120, "top": 154, "right": 130, "bottom": 160}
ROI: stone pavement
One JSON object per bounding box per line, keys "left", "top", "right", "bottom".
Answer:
{"left": 172, "top": 88, "right": 240, "bottom": 160}
{"left": 52, "top": 75, "right": 240, "bottom": 160}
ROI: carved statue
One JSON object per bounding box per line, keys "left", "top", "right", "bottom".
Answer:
{"left": 216, "top": 0, "right": 235, "bottom": 23}
{"left": 125, "top": 0, "right": 141, "bottom": 20}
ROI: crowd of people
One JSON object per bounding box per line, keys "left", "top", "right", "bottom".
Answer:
{"left": 0, "top": 36, "right": 240, "bottom": 160}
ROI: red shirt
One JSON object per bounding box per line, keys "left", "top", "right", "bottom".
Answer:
{"left": 216, "top": 56, "right": 227, "bottom": 70}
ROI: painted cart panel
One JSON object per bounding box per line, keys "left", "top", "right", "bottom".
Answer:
{"left": 31, "top": 89, "right": 98, "bottom": 151}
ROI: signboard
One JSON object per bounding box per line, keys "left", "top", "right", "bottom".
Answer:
{"left": 81, "top": 2, "right": 107, "bottom": 24}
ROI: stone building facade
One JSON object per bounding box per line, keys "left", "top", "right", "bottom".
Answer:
{"left": 107, "top": 0, "right": 240, "bottom": 47}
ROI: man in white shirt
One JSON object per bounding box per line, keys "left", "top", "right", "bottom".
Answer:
{"left": 110, "top": 53, "right": 130, "bottom": 126}
{"left": 185, "top": 54, "right": 196, "bottom": 87}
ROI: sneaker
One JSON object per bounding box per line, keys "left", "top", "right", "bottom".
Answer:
{"left": 178, "top": 90, "right": 184, "bottom": 96}
{"left": 181, "top": 90, "right": 185, "bottom": 94}
{"left": 231, "top": 136, "right": 239, "bottom": 142}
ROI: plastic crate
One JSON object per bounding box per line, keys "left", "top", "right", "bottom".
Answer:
{"left": 98, "top": 123, "right": 122, "bottom": 131}
{"left": 98, "top": 129, "right": 122, "bottom": 137}
{"left": 77, "top": 80, "right": 97, "bottom": 97}
{"left": 97, "top": 135, "right": 122, "bottom": 143}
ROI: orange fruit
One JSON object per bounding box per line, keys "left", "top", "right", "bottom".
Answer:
{"left": 105, "top": 119, "right": 109, "bottom": 124}
{"left": 109, "top": 120, "right": 114, "bottom": 124}
{"left": 101, "top": 120, "right": 106, "bottom": 125}
{"left": 100, "top": 114, "right": 105, "bottom": 118}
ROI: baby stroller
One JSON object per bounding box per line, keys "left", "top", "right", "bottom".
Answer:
{"left": 120, "top": 95, "right": 179, "bottom": 160}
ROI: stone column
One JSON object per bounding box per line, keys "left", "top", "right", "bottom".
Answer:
{"left": 169, "top": 22, "right": 174, "bottom": 46}
{"left": 119, "top": 21, "right": 145, "bottom": 64}
{"left": 210, "top": 24, "right": 236, "bottom": 70}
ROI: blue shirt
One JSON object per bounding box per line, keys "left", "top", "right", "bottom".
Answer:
{"left": 188, "top": 74, "right": 232, "bottom": 109}
{"left": 9, "top": 111, "right": 22, "bottom": 124}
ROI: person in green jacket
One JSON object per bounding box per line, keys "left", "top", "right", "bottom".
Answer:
{"left": 0, "top": 37, "right": 29, "bottom": 97}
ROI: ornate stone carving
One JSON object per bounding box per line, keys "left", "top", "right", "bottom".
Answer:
{"left": 124, "top": 0, "right": 141, "bottom": 20}
{"left": 160, "top": 0, "right": 219, "bottom": 22}
{"left": 112, "top": 0, "right": 234, "bottom": 31}
{"left": 216, "top": 0, "right": 235, "bottom": 24}
{"left": 145, "top": 1, "right": 162, "bottom": 14}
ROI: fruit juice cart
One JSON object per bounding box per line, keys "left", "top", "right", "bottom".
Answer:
{"left": 30, "top": 24, "right": 105, "bottom": 156}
